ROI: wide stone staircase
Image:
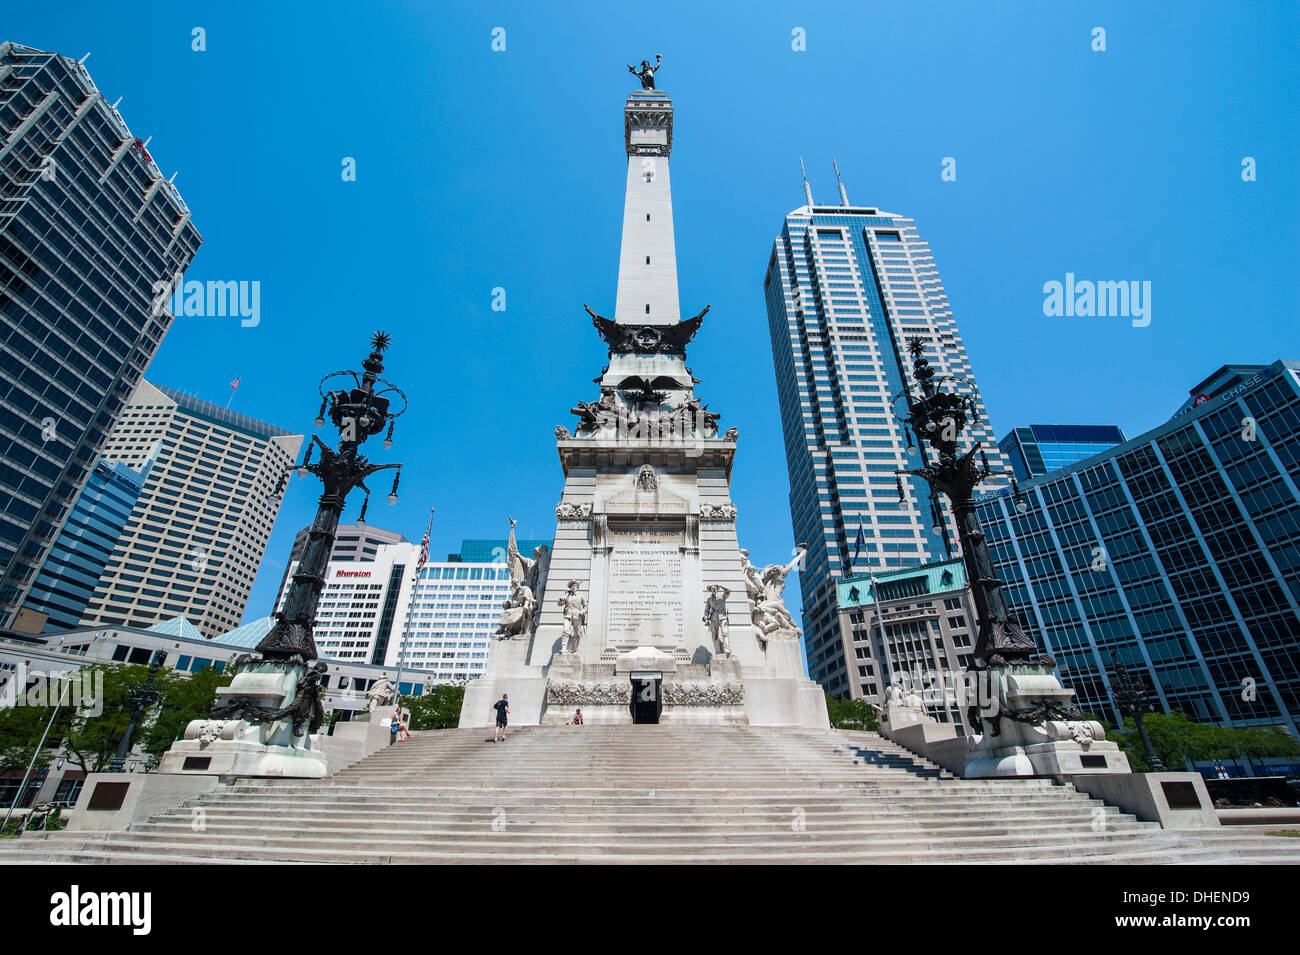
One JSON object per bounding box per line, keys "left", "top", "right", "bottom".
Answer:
{"left": 4, "top": 726, "right": 1298, "bottom": 863}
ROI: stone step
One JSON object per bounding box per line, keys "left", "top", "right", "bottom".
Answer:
{"left": 78, "top": 826, "right": 1184, "bottom": 854}
{"left": 7, "top": 829, "right": 1297, "bottom": 865}
{"left": 191, "top": 790, "right": 1101, "bottom": 807}
{"left": 133, "top": 818, "right": 1149, "bottom": 840}
{"left": 149, "top": 805, "right": 1132, "bottom": 826}
{"left": 5, "top": 835, "right": 1215, "bottom": 865}
{"left": 6, "top": 725, "right": 1294, "bottom": 865}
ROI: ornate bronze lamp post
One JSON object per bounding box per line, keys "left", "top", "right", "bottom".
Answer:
{"left": 890, "top": 337, "right": 1041, "bottom": 669}
{"left": 1110, "top": 663, "right": 1166, "bottom": 771}
{"left": 205, "top": 333, "right": 406, "bottom": 743}
{"left": 256, "top": 331, "right": 407, "bottom": 664}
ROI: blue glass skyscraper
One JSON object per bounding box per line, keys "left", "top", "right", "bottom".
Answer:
{"left": 976, "top": 361, "right": 1300, "bottom": 737}
{"left": 764, "top": 172, "right": 1009, "bottom": 695}
{"left": 24, "top": 457, "right": 149, "bottom": 631}
{"left": 1001, "top": 424, "right": 1126, "bottom": 481}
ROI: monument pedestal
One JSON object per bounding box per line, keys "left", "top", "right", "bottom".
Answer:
{"left": 157, "top": 660, "right": 328, "bottom": 778}
{"left": 461, "top": 634, "right": 549, "bottom": 728}
{"left": 964, "top": 665, "right": 1130, "bottom": 778}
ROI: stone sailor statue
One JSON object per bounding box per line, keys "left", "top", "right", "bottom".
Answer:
{"left": 741, "top": 545, "right": 807, "bottom": 643}
{"left": 628, "top": 54, "right": 662, "bottom": 90}
{"left": 558, "top": 579, "right": 588, "bottom": 653}
{"left": 703, "top": 584, "right": 732, "bottom": 656}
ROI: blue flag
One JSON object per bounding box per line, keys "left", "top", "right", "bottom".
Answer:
{"left": 852, "top": 525, "right": 866, "bottom": 564}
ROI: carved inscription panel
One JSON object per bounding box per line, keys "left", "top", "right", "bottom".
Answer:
{"left": 605, "top": 525, "right": 684, "bottom": 647}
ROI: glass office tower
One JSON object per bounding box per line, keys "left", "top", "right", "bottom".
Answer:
{"left": 1001, "top": 424, "right": 1126, "bottom": 481}
{"left": 976, "top": 361, "right": 1300, "bottom": 737}
{"left": 23, "top": 457, "right": 148, "bottom": 631}
{"left": 77, "top": 381, "right": 301, "bottom": 638}
{"left": 763, "top": 180, "right": 1008, "bottom": 695}
{"left": 0, "top": 43, "right": 202, "bottom": 624}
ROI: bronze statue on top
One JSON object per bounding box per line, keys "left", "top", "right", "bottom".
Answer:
{"left": 628, "top": 54, "right": 662, "bottom": 89}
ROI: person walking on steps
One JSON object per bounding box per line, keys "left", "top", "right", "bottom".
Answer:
{"left": 493, "top": 693, "right": 510, "bottom": 742}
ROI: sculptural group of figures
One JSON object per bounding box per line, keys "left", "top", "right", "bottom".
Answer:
{"left": 740, "top": 546, "right": 805, "bottom": 644}
{"left": 700, "top": 547, "right": 806, "bottom": 656}
{"left": 494, "top": 518, "right": 552, "bottom": 642}
{"left": 568, "top": 387, "right": 722, "bottom": 441}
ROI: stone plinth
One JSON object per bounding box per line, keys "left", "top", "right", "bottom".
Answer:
{"left": 157, "top": 660, "right": 327, "bottom": 778}
{"left": 965, "top": 665, "right": 1131, "bottom": 778}
{"left": 69, "top": 772, "right": 222, "bottom": 832}
{"left": 1071, "top": 772, "right": 1220, "bottom": 829}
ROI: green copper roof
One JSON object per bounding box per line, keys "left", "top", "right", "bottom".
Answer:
{"left": 836, "top": 558, "right": 967, "bottom": 609}
{"left": 144, "top": 616, "right": 203, "bottom": 641}
{"left": 212, "top": 616, "right": 275, "bottom": 648}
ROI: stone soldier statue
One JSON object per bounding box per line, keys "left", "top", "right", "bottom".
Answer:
{"left": 366, "top": 676, "right": 395, "bottom": 712}
{"left": 558, "top": 579, "right": 588, "bottom": 653}
{"left": 703, "top": 584, "right": 731, "bottom": 656}
{"left": 628, "top": 54, "right": 662, "bottom": 90}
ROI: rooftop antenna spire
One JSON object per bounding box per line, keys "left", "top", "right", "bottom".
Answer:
{"left": 800, "top": 156, "right": 815, "bottom": 208}
{"left": 833, "top": 157, "right": 849, "bottom": 206}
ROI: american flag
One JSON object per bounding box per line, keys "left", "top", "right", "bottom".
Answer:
{"left": 417, "top": 508, "right": 434, "bottom": 570}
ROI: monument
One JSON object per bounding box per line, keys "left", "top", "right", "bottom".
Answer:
{"left": 461, "top": 60, "right": 828, "bottom": 728}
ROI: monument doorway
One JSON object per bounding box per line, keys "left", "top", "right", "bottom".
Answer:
{"left": 630, "top": 673, "right": 662, "bottom": 724}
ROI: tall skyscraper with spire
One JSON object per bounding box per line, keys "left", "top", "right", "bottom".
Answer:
{"left": 461, "top": 60, "right": 826, "bottom": 728}
{"left": 763, "top": 170, "right": 1009, "bottom": 696}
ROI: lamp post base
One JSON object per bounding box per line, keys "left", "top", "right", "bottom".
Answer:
{"left": 157, "top": 660, "right": 328, "bottom": 778}
{"left": 964, "top": 664, "right": 1132, "bottom": 778}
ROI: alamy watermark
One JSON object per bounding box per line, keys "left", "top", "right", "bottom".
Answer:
{"left": 151, "top": 270, "right": 261, "bottom": 327}
{"left": 0, "top": 664, "right": 104, "bottom": 716}
{"left": 889, "top": 667, "right": 1002, "bottom": 717}
{"left": 1042, "top": 273, "right": 1151, "bottom": 327}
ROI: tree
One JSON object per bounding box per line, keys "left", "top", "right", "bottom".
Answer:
{"left": 144, "top": 665, "right": 232, "bottom": 762}
{"left": 1113, "top": 711, "right": 1199, "bottom": 771}
{"left": 825, "top": 693, "right": 879, "bottom": 732}
{"left": 1237, "top": 726, "right": 1300, "bottom": 771}
{"left": 4, "top": 662, "right": 233, "bottom": 775}
{"left": 402, "top": 684, "right": 465, "bottom": 731}
{"left": 60, "top": 663, "right": 197, "bottom": 772}
{"left": 0, "top": 701, "right": 73, "bottom": 773}
{"left": 61, "top": 663, "right": 152, "bottom": 774}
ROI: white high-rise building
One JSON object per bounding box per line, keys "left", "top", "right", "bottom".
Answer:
{"left": 79, "top": 380, "right": 301, "bottom": 637}
{"left": 287, "top": 541, "right": 513, "bottom": 682}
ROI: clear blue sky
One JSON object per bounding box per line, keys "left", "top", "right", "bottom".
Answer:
{"left": 9, "top": 2, "right": 1297, "bottom": 626}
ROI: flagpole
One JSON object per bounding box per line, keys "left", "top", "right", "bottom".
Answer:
{"left": 867, "top": 563, "right": 896, "bottom": 691}
{"left": 225, "top": 376, "right": 240, "bottom": 409}
{"left": 393, "top": 506, "right": 434, "bottom": 710}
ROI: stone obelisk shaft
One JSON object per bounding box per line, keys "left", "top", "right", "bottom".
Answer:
{"left": 614, "top": 90, "right": 680, "bottom": 326}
